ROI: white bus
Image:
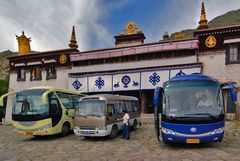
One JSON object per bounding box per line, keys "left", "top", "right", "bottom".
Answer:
{"left": 73, "top": 94, "right": 141, "bottom": 138}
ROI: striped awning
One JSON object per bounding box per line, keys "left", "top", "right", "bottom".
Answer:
{"left": 224, "top": 38, "right": 240, "bottom": 44}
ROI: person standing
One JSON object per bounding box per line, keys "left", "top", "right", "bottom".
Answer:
{"left": 122, "top": 110, "right": 130, "bottom": 140}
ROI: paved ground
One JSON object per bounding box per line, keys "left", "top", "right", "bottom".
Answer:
{"left": 0, "top": 121, "right": 240, "bottom": 161}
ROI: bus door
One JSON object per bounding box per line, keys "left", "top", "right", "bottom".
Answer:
{"left": 154, "top": 87, "right": 162, "bottom": 142}
{"left": 106, "top": 103, "right": 116, "bottom": 125}
{"left": 0, "top": 92, "right": 17, "bottom": 122}
{"left": 48, "top": 93, "right": 62, "bottom": 127}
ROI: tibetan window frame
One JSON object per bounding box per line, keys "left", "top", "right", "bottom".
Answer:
{"left": 30, "top": 67, "right": 42, "bottom": 81}
{"left": 226, "top": 43, "right": 240, "bottom": 64}
{"left": 17, "top": 68, "right": 26, "bottom": 81}
{"left": 46, "top": 65, "right": 57, "bottom": 80}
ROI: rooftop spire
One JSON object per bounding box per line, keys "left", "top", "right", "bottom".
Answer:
{"left": 68, "top": 26, "right": 78, "bottom": 49}
{"left": 197, "top": 2, "right": 208, "bottom": 30}
{"left": 16, "top": 31, "right": 31, "bottom": 55}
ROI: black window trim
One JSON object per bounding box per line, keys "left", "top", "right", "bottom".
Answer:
{"left": 17, "top": 68, "right": 26, "bottom": 81}
{"left": 226, "top": 43, "right": 240, "bottom": 64}
{"left": 46, "top": 65, "right": 57, "bottom": 80}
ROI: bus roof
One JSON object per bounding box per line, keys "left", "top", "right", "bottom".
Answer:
{"left": 26, "top": 86, "right": 85, "bottom": 96}
{"left": 169, "top": 73, "right": 218, "bottom": 82}
{"left": 81, "top": 94, "right": 138, "bottom": 101}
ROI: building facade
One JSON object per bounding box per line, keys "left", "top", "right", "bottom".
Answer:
{"left": 4, "top": 3, "right": 240, "bottom": 122}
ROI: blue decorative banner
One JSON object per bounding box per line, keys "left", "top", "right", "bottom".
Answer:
{"left": 68, "top": 66, "right": 202, "bottom": 92}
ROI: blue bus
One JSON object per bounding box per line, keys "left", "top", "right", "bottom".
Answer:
{"left": 154, "top": 74, "right": 237, "bottom": 144}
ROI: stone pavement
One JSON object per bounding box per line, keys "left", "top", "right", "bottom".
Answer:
{"left": 0, "top": 121, "right": 240, "bottom": 161}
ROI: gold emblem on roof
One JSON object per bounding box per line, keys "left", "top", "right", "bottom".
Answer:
{"left": 119, "top": 21, "right": 142, "bottom": 35}
{"left": 205, "top": 35, "right": 216, "bottom": 48}
{"left": 59, "top": 54, "right": 67, "bottom": 64}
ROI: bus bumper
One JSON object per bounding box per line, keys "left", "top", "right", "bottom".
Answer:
{"left": 14, "top": 127, "right": 57, "bottom": 136}
{"left": 73, "top": 128, "right": 109, "bottom": 137}
{"left": 162, "top": 132, "right": 224, "bottom": 143}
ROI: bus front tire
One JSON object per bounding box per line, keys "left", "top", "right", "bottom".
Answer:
{"left": 109, "top": 125, "right": 118, "bottom": 139}
{"left": 61, "top": 123, "right": 70, "bottom": 137}
{"left": 132, "top": 120, "right": 138, "bottom": 130}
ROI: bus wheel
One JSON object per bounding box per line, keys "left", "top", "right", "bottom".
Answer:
{"left": 61, "top": 123, "right": 70, "bottom": 137}
{"left": 109, "top": 125, "right": 118, "bottom": 139}
{"left": 132, "top": 120, "right": 138, "bottom": 130}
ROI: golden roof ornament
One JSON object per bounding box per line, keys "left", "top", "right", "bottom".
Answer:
{"left": 16, "top": 31, "right": 31, "bottom": 55}
{"left": 69, "top": 26, "right": 78, "bottom": 49}
{"left": 197, "top": 2, "right": 209, "bottom": 30}
{"left": 119, "top": 21, "right": 142, "bottom": 36}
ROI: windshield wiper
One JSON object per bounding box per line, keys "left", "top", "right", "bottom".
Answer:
{"left": 184, "top": 113, "right": 218, "bottom": 119}
{"left": 78, "top": 114, "right": 87, "bottom": 118}
{"left": 86, "top": 114, "right": 102, "bottom": 118}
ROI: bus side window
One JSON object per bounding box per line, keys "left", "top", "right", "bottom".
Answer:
{"left": 126, "top": 101, "right": 134, "bottom": 112}
{"left": 107, "top": 104, "right": 115, "bottom": 116}
{"left": 72, "top": 95, "right": 81, "bottom": 108}
{"left": 133, "top": 101, "right": 140, "bottom": 112}
{"left": 116, "top": 100, "right": 127, "bottom": 113}
{"left": 56, "top": 92, "right": 73, "bottom": 109}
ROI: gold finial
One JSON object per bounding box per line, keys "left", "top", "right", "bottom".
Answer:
{"left": 69, "top": 26, "right": 78, "bottom": 49}
{"left": 197, "top": 2, "right": 208, "bottom": 30}
{"left": 119, "top": 21, "right": 142, "bottom": 36}
{"left": 16, "top": 31, "right": 31, "bottom": 55}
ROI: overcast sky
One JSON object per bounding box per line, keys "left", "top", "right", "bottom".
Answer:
{"left": 0, "top": 0, "right": 240, "bottom": 52}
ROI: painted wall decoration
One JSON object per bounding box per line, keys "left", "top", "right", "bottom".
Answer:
{"left": 68, "top": 65, "right": 202, "bottom": 93}
{"left": 69, "top": 77, "right": 88, "bottom": 92}
{"left": 149, "top": 72, "right": 160, "bottom": 86}
{"left": 113, "top": 73, "right": 140, "bottom": 91}
{"left": 141, "top": 70, "right": 169, "bottom": 89}
{"left": 89, "top": 75, "right": 112, "bottom": 92}
{"left": 72, "top": 79, "right": 82, "bottom": 91}
{"left": 95, "top": 77, "right": 105, "bottom": 89}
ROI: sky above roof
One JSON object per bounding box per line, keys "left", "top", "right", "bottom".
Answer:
{"left": 0, "top": 0, "right": 240, "bottom": 52}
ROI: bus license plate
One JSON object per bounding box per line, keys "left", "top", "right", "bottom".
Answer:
{"left": 186, "top": 139, "right": 200, "bottom": 144}
{"left": 83, "top": 131, "right": 92, "bottom": 135}
{"left": 25, "top": 132, "right": 33, "bottom": 136}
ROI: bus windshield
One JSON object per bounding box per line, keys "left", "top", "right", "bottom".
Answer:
{"left": 164, "top": 81, "right": 224, "bottom": 118}
{"left": 76, "top": 100, "right": 105, "bottom": 116}
{"left": 13, "top": 89, "right": 49, "bottom": 116}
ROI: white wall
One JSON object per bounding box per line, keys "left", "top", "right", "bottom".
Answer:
{"left": 71, "top": 55, "right": 197, "bottom": 74}
{"left": 199, "top": 50, "right": 240, "bottom": 109}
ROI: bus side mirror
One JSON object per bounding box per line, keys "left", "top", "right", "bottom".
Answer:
{"left": 228, "top": 83, "right": 237, "bottom": 102}
{"left": 154, "top": 87, "right": 163, "bottom": 113}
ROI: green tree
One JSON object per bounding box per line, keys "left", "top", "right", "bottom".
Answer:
{"left": 0, "top": 75, "right": 9, "bottom": 96}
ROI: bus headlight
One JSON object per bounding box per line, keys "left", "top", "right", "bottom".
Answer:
{"left": 96, "top": 127, "right": 107, "bottom": 130}
{"left": 38, "top": 124, "right": 51, "bottom": 131}
{"left": 162, "top": 127, "right": 176, "bottom": 135}
{"left": 211, "top": 127, "right": 224, "bottom": 135}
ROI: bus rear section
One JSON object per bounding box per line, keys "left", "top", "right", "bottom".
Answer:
{"left": 74, "top": 94, "right": 141, "bottom": 138}
{"left": 0, "top": 87, "right": 84, "bottom": 136}
{"left": 154, "top": 74, "right": 237, "bottom": 144}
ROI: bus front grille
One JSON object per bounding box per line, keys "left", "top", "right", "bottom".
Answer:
{"left": 80, "top": 126, "right": 96, "bottom": 130}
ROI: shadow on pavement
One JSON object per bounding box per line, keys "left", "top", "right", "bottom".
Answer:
{"left": 160, "top": 142, "right": 220, "bottom": 149}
